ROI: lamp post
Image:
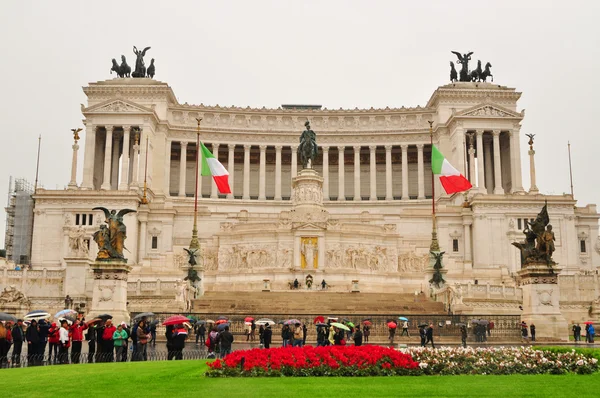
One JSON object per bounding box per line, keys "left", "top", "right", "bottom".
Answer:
{"left": 429, "top": 121, "right": 440, "bottom": 252}
{"left": 189, "top": 118, "right": 202, "bottom": 250}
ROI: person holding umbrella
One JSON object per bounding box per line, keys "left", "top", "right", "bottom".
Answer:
{"left": 293, "top": 322, "right": 303, "bottom": 347}
{"left": 102, "top": 320, "right": 116, "bottom": 362}
{"left": 11, "top": 319, "right": 24, "bottom": 366}
{"left": 58, "top": 319, "right": 70, "bottom": 364}
{"left": 47, "top": 322, "right": 59, "bottom": 364}
{"left": 171, "top": 324, "right": 188, "bottom": 360}
{"left": 388, "top": 321, "right": 397, "bottom": 344}
{"left": 459, "top": 324, "right": 468, "bottom": 348}
{"left": 363, "top": 322, "right": 371, "bottom": 343}
{"left": 263, "top": 324, "right": 272, "bottom": 349}
{"left": 69, "top": 318, "right": 88, "bottom": 364}
{"left": 218, "top": 325, "right": 234, "bottom": 358}
{"left": 25, "top": 319, "right": 40, "bottom": 366}
{"left": 136, "top": 320, "right": 149, "bottom": 361}
{"left": 418, "top": 324, "right": 426, "bottom": 347}
{"left": 353, "top": 325, "right": 363, "bottom": 346}
{"left": 425, "top": 323, "right": 435, "bottom": 348}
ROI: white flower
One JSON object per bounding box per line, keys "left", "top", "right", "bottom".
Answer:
{"left": 576, "top": 360, "right": 585, "bottom": 366}
{"left": 419, "top": 362, "right": 428, "bottom": 369}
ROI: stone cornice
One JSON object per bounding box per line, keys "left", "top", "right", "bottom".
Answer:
{"left": 84, "top": 79, "right": 177, "bottom": 104}
{"left": 426, "top": 82, "right": 522, "bottom": 108}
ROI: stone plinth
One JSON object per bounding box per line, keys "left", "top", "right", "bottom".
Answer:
{"left": 87, "top": 260, "right": 132, "bottom": 325}
{"left": 64, "top": 257, "right": 90, "bottom": 298}
{"left": 517, "top": 263, "right": 568, "bottom": 341}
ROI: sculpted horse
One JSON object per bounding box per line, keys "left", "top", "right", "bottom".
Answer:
{"left": 120, "top": 55, "right": 131, "bottom": 78}
{"left": 480, "top": 62, "right": 493, "bottom": 82}
{"left": 146, "top": 58, "right": 155, "bottom": 79}
{"left": 470, "top": 60, "right": 483, "bottom": 82}
{"left": 110, "top": 59, "right": 123, "bottom": 77}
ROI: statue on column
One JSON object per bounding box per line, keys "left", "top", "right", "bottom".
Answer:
{"left": 92, "top": 207, "right": 137, "bottom": 261}
{"left": 512, "top": 201, "right": 556, "bottom": 266}
{"left": 429, "top": 251, "right": 446, "bottom": 288}
{"left": 132, "top": 46, "right": 151, "bottom": 78}
{"left": 298, "top": 120, "right": 318, "bottom": 169}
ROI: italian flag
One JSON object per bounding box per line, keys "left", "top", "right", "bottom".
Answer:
{"left": 200, "top": 142, "right": 231, "bottom": 194}
{"left": 431, "top": 145, "right": 472, "bottom": 194}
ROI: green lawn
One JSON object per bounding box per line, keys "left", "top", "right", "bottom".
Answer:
{"left": 3, "top": 360, "right": 600, "bottom": 397}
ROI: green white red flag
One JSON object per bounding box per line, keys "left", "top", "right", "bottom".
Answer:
{"left": 200, "top": 142, "right": 231, "bottom": 194}
{"left": 431, "top": 145, "right": 472, "bottom": 194}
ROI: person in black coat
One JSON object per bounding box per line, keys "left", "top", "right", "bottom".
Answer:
{"left": 11, "top": 320, "right": 24, "bottom": 366}
{"left": 263, "top": 325, "right": 273, "bottom": 349}
{"left": 37, "top": 320, "right": 49, "bottom": 364}
{"left": 95, "top": 323, "right": 105, "bottom": 363}
{"left": 460, "top": 325, "right": 468, "bottom": 348}
{"left": 353, "top": 327, "right": 363, "bottom": 346}
{"left": 25, "top": 320, "right": 40, "bottom": 366}
{"left": 302, "top": 324, "right": 308, "bottom": 346}
{"left": 171, "top": 324, "right": 188, "bottom": 360}
{"left": 165, "top": 325, "right": 175, "bottom": 360}
{"left": 425, "top": 324, "right": 435, "bottom": 348}
{"left": 419, "top": 326, "right": 426, "bottom": 347}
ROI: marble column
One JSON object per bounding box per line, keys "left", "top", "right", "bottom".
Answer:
{"left": 322, "top": 146, "right": 329, "bottom": 201}
{"left": 138, "top": 217, "right": 147, "bottom": 262}
{"left": 467, "top": 133, "right": 476, "bottom": 184}
{"left": 243, "top": 144, "right": 251, "bottom": 200}
{"left": 338, "top": 146, "right": 345, "bottom": 201}
{"left": 492, "top": 130, "right": 503, "bottom": 194}
{"left": 510, "top": 129, "right": 525, "bottom": 192}
{"left": 110, "top": 132, "right": 121, "bottom": 190}
{"left": 476, "top": 130, "right": 486, "bottom": 193}
{"left": 463, "top": 221, "right": 472, "bottom": 263}
{"left": 385, "top": 145, "right": 393, "bottom": 200}
{"left": 417, "top": 144, "right": 425, "bottom": 199}
{"left": 81, "top": 123, "right": 95, "bottom": 189}
{"left": 275, "top": 145, "right": 282, "bottom": 200}
{"left": 401, "top": 144, "right": 409, "bottom": 200}
{"left": 211, "top": 143, "right": 220, "bottom": 198}
{"left": 258, "top": 145, "right": 267, "bottom": 200}
{"left": 137, "top": 128, "right": 146, "bottom": 187}
{"left": 353, "top": 145, "right": 361, "bottom": 201}
{"left": 291, "top": 145, "right": 298, "bottom": 179}
{"left": 529, "top": 143, "right": 539, "bottom": 194}
{"left": 369, "top": 145, "right": 377, "bottom": 201}
{"left": 227, "top": 144, "right": 235, "bottom": 199}
{"left": 101, "top": 126, "right": 113, "bottom": 190}
{"left": 484, "top": 137, "right": 494, "bottom": 194}
{"left": 130, "top": 132, "right": 140, "bottom": 190}
{"left": 68, "top": 137, "right": 80, "bottom": 189}
{"left": 178, "top": 141, "right": 188, "bottom": 197}
{"left": 117, "top": 126, "right": 130, "bottom": 190}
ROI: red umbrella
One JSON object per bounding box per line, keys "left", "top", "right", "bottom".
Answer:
{"left": 244, "top": 317, "right": 254, "bottom": 322}
{"left": 313, "top": 316, "right": 325, "bottom": 324}
{"left": 387, "top": 321, "right": 397, "bottom": 329}
{"left": 163, "top": 315, "right": 190, "bottom": 326}
{"left": 363, "top": 320, "right": 372, "bottom": 326}
{"left": 215, "top": 319, "right": 228, "bottom": 325}
{"left": 584, "top": 321, "right": 594, "bottom": 325}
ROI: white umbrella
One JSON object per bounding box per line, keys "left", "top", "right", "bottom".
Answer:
{"left": 255, "top": 318, "right": 275, "bottom": 326}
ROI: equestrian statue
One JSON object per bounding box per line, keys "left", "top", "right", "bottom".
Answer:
{"left": 298, "top": 120, "right": 318, "bottom": 169}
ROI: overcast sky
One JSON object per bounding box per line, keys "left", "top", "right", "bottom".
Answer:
{"left": 1, "top": 0, "right": 599, "bottom": 247}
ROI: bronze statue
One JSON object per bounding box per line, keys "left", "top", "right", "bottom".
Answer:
{"left": 92, "top": 207, "right": 136, "bottom": 261}
{"left": 132, "top": 46, "right": 151, "bottom": 78}
{"left": 110, "top": 59, "right": 121, "bottom": 77}
{"left": 146, "top": 58, "right": 155, "bottom": 79}
{"left": 120, "top": 55, "right": 131, "bottom": 78}
{"left": 479, "top": 62, "right": 493, "bottom": 82}
{"left": 470, "top": 60, "right": 483, "bottom": 82}
{"left": 183, "top": 248, "right": 198, "bottom": 266}
{"left": 429, "top": 251, "right": 446, "bottom": 288}
{"left": 451, "top": 51, "right": 473, "bottom": 82}
{"left": 298, "top": 120, "right": 318, "bottom": 169}
{"left": 512, "top": 202, "right": 556, "bottom": 266}
{"left": 71, "top": 128, "right": 82, "bottom": 141}
{"left": 450, "top": 61, "right": 458, "bottom": 82}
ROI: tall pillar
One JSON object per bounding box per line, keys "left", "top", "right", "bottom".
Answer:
{"left": 137, "top": 128, "right": 146, "bottom": 187}
{"left": 467, "top": 132, "right": 476, "bottom": 184}
{"left": 211, "top": 143, "right": 220, "bottom": 198}
{"left": 463, "top": 221, "right": 472, "bottom": 263}
{"left": 476, "top": 130, "right": 486, "bottom": 193}
{"left": 322, "top": 146, "right": 329, "bottom": 201}
{"left": 510, "top": 129, "right": 524, "bottom": 192}
{"left": 101, "top": 126, "right": 113, "bottom": 190}
{"left": 338, "top": 146, "right": 345, "bottom": 201}
{"left": 492, "top": 130, "right": 503, "bottom": 194}
{"left": 484, "top": 135, "right": 494, "bottom": 194}
{"left": 68, "top": 134, "right": 80, "bottom": 189}
{"left": 119, "top": 126, "right": 131, "bottom": 190}
{"left": 291, "top": 146, "right": 298, "bottom": 179}
{"left": 258, "top": 145, "right": 267, "bottom": 200}
{"left": 243, "top": 144, "right": 251, "bottom": 200}
{"left": 178, "top": 141, "right": 188, "bottom": 197}
{"left": 81, "top": 123, "right": 96, "bottom": 189}
{"left": 130, "top": 132, "right": 140, "bottom": 190}
{"left": 369, "top": 145, "right": 377, "bottom": 201}
{"left": 227, "top": 144, "right": 235, "bottom": 199}
{"left": 353, "top": 145, "right": 361, "bottom": 201}
{"left": 528, "top": 139, "right": 539, "bottom": 194}
{"left": 110, "top": 132, "right": 121, "bottom": 190}
{"left": 275, "top": 145, "right": 282, "bottom": 200}
{"left": 401, "top": 144, "right": 409, "bottom": 200}
{"left": 385, "top": 145, "right": 393, "bottom": 200}
{"left": 417, "top": 144, "right": 425, "bottom": 199}
{"left": 138, "top": 214, "right": 147, "bottom": 262}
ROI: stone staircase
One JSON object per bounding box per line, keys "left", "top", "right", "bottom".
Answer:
{"left": 191, "top": 291, "right": 445, "bottom": 315}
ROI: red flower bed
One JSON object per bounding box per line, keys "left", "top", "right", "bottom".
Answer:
{"left": 205, "top": 345, "right": 419, "bottom": 377}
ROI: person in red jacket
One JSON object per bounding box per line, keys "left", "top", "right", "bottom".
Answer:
{"left": 101, "top": 320, "right": 116, "bottom": 362}
{"left": 48, "top": 323, "right": 60, "bottom": 364}
{"left": 69, "top": 319, "right": 88, "bottom": 364}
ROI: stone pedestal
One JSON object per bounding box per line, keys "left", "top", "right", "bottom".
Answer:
{"left": 64, "top": 257, "right": 90, "bottom": 298}
{"left": 517, "top": 263, "right": 568, "bottom": 341}
{"left": 87, "top": 260, "right": 132, "bottom": 325}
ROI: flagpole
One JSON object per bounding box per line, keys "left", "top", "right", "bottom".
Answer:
{"left": 429, "top": 121, "right": 440, "bottom": 252}
{"left": 29, "top": 135, "right": 42, "bottom": 265}
{"left": 189, "top": 118, "right": 202, "bottom": 250}
{"left": 567, "top": 141, "right": 574, "bottom": 198}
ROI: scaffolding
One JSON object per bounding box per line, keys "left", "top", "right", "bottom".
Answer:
{"left": 4, "top": 176, "right": 34, "bottom": 264}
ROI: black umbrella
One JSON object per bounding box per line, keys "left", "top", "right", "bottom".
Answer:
{"left": 151, "top": 319, "right": 160, "bottom": 325}
{"left": 342, "top": 318, "right": 351, "bottom": 323}
{"left": 418, "top": 323, "right": 429, "bottom": 328}
{"left": 277, "top": 320, "right": 285, "bottom": 325}
{"left": 217, "top": 315, "right": 228, "bottom": 321}
{"left": 195, "top": 320, "right": 206, "bottom": 325}
{"left": 217, "top": 322, "right": 230, "bottom": 331}
{"left": 315, "top": 322, "right": 328, "bottom": 327}
{"left": 133, "top": 312, "right": 155, "bottom": 321}
{"left": 0, "top": 312, "right": 17, "bottom": 322}
{"left": 98, "top": 314, "right": 113, "bottom": 321}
